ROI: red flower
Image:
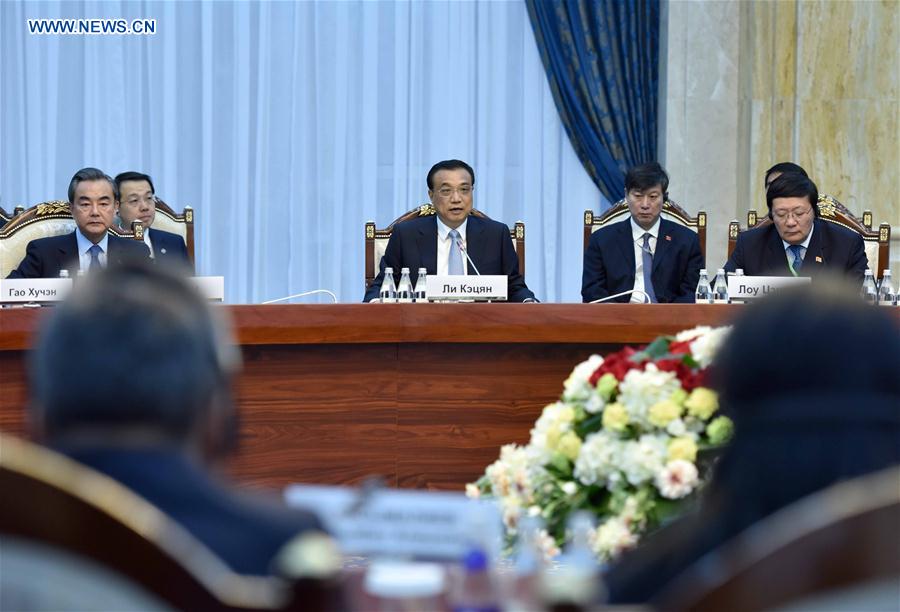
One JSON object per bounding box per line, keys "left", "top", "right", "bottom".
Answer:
{"left": 667, "top": 340, "right": 693, "bottom": 356}
{"left": 655, "top": 358, "right": 708, "bottom": 392}
{"left": 590, "top": 346, "right": 646, "bottom": 384}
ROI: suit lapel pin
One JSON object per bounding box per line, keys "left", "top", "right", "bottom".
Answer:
{"left": 160, "top": 248, "right": 167, "bottom": 254}
{"left": 815, "top": 256, "right": 822, "bottom": 263}
{"left": 665, "top": 235, "right": 672, "bottom": 241}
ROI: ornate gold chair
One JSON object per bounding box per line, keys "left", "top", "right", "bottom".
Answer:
{"left": 727, "top": 194, "right": 891, "bottom": 279}
{"left": 364, "top": 205, "right": 525, "bottom": 289}
{"left": 0, "top": 205, "right": 24, "bottom": 228}
{"left": 583, "top": 199, "right": 707, "bottom": 261}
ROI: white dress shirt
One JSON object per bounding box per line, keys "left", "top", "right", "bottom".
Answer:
{"left": 436, "top": 216, "right": 469, "bottom": 275}
{"left": 630, "top": 217, "right": 660, "bottom": 303}
{"left": 75, "top": 229, "right": 109, "bottom": 272}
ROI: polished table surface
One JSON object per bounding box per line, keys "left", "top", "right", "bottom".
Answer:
{"left": 1, "top": 303, "right": 744, "bottom": 492}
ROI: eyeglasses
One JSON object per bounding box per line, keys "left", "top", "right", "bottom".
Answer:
{"left": 773, "top": 207, "right": 813, "bottom": 222}
{"left": 436, "top": 186, "right": 473, "bottom": 198}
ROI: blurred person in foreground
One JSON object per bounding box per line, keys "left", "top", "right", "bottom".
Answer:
{"left": 115, "top": 171, "right": 192, "bottom": 272}
{"left": 27, "top": 261, "right": 324, "bottom": 576}
{"left": 604, "top": 280, "right": 900, "bottom": 604}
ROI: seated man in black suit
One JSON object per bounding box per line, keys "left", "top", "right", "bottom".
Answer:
{"left": 7, "top": 167, "right": 150, "bottom": 278}
{"left": 363, "top": 159, "right": 537, "bottom": 302}
{"left": 724, "top": 173, "right": 867, "bottom": 281}
{"left": 27, "top": 262, "right": 325, "bottom": 576}
{"left": 115, "top": 171, "right": 193, "bottom": 273}
{"left": 582, "top": 162, "right": 703, "bottom": 303}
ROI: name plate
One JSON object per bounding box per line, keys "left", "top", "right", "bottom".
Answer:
{"left": 728, "top": 275, "right": 810, "bottom": 300}
{"left": 425, "top": 275, "right": 507, "bottom": 302}
{"left": 0, "top": 278, "right": 73, "bottom": 303}
{"left": 190, "top": 276, "right": 224, "bottom": 301}
{"left": 285, "top": 485, "right": 502, "bottom": 560}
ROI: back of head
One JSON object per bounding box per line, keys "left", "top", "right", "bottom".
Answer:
{"left": 426, "top": 159, "right": 475, "bottom": 190}
{"left": 765, "top": 172, "right": 819, "bottom": 218}
{"left": 764, "top": 161, "right": 808, "bottom": 187}
{"left": 624, "top": 162, "right": 669, "bottom": 195}
{"left": 29, "top": 262, "right": 240, "bottom": 453}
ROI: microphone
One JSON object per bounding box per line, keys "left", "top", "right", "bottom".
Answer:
{"left": 262, "top": 289, "right": 338, "bottom": 304}
{"left": 455, "top": 236, "right": 481, "bottom": 276}
{"left": 589, "top": 289, "right": 651, "bottom": 304}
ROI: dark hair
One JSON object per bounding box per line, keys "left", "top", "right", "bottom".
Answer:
{"left": 426, "top": 159, "right": 475, "bottom": 191}
{"left": 764, "top": 162, "right": 808, "bottom": 188}
{"left": 765, "top": 172, "right": 820, "bottom": 219}
{"left": 115, "top": 171, "right": 156, "bottom": 196}
{"left": 624, "top": 162, "right": 669, "bottom": 195}
{"left": 29, "top": 262, "right": 240, "bottom": 446}
{"left": 67, "top": 167, "right": 118, "bottom": 203}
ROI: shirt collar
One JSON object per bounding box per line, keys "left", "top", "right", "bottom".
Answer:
{"left": 630, "top": 216, "right": 660, "bottom": 241}
{"left": 782, "top": 222, "right": 814, "bottom": 251}
{"left": 75, "top": 228, "right": 109, "bottom": 254}
{"left": 436, "top": 216, "right": 468, "bottom": 241}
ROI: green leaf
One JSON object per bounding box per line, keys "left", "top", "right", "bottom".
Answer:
{"left": 575, "top": 413, "right": 604, "bottom": 438}
{"left": 642, "top": 337, "right": 671, "bottom": 360}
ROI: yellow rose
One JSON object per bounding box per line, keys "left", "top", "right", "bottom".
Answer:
{"left": 602, "top": 403, "right": 629, "bottom": 431}
{"left": 685, "top": 388, "right": 719, "bottom": 420}
{"left": 557, "top": 431, "right": 582, "bottom": 461}
{"left": 668, "top": 437, "right": 698, "bottom": 462}
{"left": 648, "top": 399, "right": 683, "bottom": 427}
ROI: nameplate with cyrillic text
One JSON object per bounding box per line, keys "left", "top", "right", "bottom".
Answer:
{"left": 0, "top": 278, "right": 73, "bottom": 303}
{"left": 727, "top": 275, "right": 810, "bottom": 301}
{"left": 425, "top": 275, "right": 507, "bottom": 302}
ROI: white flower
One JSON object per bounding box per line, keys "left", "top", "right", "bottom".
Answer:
{"left": 465, "top": 483, "right": 481, "bottom": 499}
{"left": 618, "top": 364, "right": 681, "bottom": 428}
{"left": 674, "top": 325, "right": 713, "bottom": 343}
{"left": 619, "top": 434, "right": 668, "bottom": 486}
{"left": 666, "top": 417, "right": 687, "bottom": 437}
{"left": 591, "top": 516, "right": 638, "bottom": 561}
{"left": 583, "top": 390, "right": 606, "bottom": 414}
{"left": 655, "top": 459, "right": 699, "bottom": 499}
{"left": 574, "top": 431, "right": 622, "bottom": 486}
{"left": 536, "top": 528, "right": 561, "bottom": 560}
{"left": 561, "top": 481, "right": 578, "bottom": 496}
{"left": 562, "top": 354, "right": 604, "bottom": 403}
{"left": 689, "top": 326, "right": 731, "bottom": 368}
{"left": 529, "top": 402, "right": 577, "bottom": 462}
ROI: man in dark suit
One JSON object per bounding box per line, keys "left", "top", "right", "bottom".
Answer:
{"left": 582, "top": 163, "right": 703, "bottom": 303}
{"left": 724, "top": 173, "right": 867, "bottom": 281}
{"left": 6, "top": 167, "right": 150, "bottom": 279}
{"left": 363, "top": 159, "right": 537, "bottom": 302}
{"left": 27, "top": 262, "right": 325, "bottom": 576}
{"left": 115, "top": 171, "right": 192, "bottom": 272}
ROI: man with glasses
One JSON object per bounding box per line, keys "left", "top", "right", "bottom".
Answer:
{"left": 115, "top": 171, "right": 191, "bottom": 272}
{"left": 7, "top": 167, "right": 149, "bottom": 278}
{"left": 724, "top": 173, "right": 867, "bottom": 280}
{"left": 363, "top": 159, "right": 536, "bottom": 302}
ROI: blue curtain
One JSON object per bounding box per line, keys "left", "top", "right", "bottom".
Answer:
{"left": 526, "top": 0, "right": 660, "bottom": 204}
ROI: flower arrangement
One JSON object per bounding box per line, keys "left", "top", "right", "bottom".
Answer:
{"left": 466, "top": 325, "right": 734, "bottom": 561}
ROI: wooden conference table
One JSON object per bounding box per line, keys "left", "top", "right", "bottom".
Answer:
{"left": 0, "top": 303, "right": 740, "bottom": 493}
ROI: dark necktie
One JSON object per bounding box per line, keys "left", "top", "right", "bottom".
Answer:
{"left": 642, "top": 233, "right": 657, "bottom": 303}
{"left": 88, "top": 244, "right": 103, "bottom": 271}
{"left": 788, "top": 244, "right": 803, "bottom": 273}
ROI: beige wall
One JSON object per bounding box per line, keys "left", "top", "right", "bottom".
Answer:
{"left": 663, "top": 0, "right": 899, "bottom": 279}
